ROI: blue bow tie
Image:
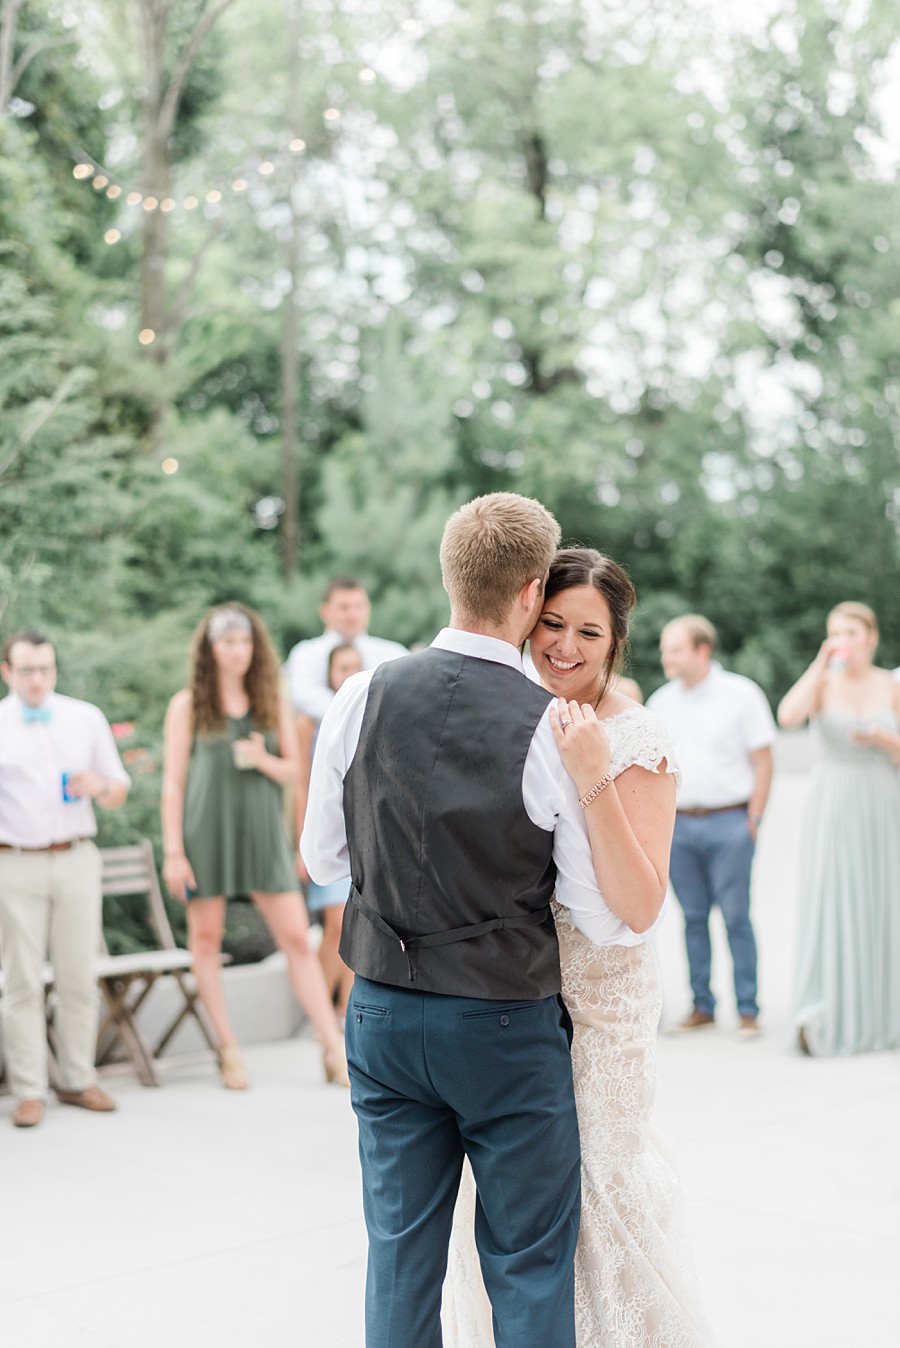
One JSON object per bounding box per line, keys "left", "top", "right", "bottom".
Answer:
{"left": 22, "top": 704, "right": 52, "bottom": 724}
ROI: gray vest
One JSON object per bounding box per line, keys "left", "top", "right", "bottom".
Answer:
{"left": 339, "top": 647, "right": 561, "bottom": 999}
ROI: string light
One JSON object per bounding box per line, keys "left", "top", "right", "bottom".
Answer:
{"left": 161, "top": 458, "right": 179, "bottom": 474}
{"left": 138, "top": 328, "right": 156, "bottom": 345}
{"left": 104, "top": 228, "right": 121, "bottom": 244}
{"left": 71, "top": 123, "right": 323, "bottom": 219}
{"left": 359, "top": 68, "right": 376, "bottom": 83}
{"left": 324, "top": 107, "right": 341, "bottom": 121}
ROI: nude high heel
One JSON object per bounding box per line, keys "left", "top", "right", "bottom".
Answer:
{"left": 219, "top": 1042, "right": 248, "bottom": 1090}
{"left": 322, "top": 1038, "right": 350, "bottom": 1088}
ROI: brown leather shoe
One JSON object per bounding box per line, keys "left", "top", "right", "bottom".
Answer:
{"left": 13, "top": 1098, "right": 44, "bottom": 1128}
{"left": 671, "top": 1009, "right": 715, "bottom": 1032}
{"left": 56, "top": 1084, "right": 118, "bottom": 1112}
{"left": 737, "top": 1015, "right": 761, "bottom": 1038}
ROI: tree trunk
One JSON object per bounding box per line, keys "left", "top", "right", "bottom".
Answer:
{"left": 279, "top": 0, "right": 302, "bottom": 578}
{"left": 0, "top": 0, "right": 25, "bottom": 108}
{"left": 133, "top": 0, "right": 236, "bottom": 454}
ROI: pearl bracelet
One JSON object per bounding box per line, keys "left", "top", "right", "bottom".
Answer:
{"left": 578, "top": 772, "right": 614, "bottom": 808}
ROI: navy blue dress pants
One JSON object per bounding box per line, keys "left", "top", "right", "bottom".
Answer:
{"left": 346, "top": 975, "right": 581, "bottom": 1348}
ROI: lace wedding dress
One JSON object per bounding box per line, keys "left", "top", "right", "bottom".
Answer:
{"left": 443, "top": 705, "right": 715, "bottom": 1348}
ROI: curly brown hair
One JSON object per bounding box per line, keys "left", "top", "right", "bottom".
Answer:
{"left": 189, "top": 602, "right": 282, "bottom": 737}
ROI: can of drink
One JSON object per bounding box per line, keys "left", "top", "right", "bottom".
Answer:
{"left": 828, "top": 646, "right": 850, "bottom": 673}
{"left": 61, "top": 772, "right": 80, "bottom": 802}
{"left": 232, "top": 741, "right": 254, "bottom": 770}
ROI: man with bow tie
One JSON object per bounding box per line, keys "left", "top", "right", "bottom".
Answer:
{"left": 0, "top": 629, "right": 130, "bottom": 1128}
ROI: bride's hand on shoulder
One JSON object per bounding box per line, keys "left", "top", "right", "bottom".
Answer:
{"left": 549, "top": 698, "right": 612, "bottom": 793}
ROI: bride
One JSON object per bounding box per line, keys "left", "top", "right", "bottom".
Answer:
{"left": 443, "top": 548, "right": 714, "bottom": 1348}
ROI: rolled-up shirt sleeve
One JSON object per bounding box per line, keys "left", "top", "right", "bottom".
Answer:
{"left": 90, "top": 708, "right": 131, "bottom": 787}
{"left": 300, "top": 669, "right": 373, "bottom": 884}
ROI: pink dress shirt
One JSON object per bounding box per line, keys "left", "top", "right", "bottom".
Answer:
{"left": 0, "top": 692, "right": 131, "bottom": 847}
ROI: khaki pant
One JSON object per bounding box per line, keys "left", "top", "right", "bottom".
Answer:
{"left": 0, "top": 841, "right": 102, "bottom": 1100}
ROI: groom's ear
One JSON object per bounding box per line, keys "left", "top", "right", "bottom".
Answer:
{"left": 522, "top": 576, "right": 544, "bottom": 612}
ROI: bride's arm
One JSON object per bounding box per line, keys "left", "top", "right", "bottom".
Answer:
{"left": 551, "top": 699, "right": 676, "bottom": 934}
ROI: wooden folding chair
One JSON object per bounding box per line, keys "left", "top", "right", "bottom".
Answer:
{"left": 94, "top": 840, "right": 218, "bottom": 1085}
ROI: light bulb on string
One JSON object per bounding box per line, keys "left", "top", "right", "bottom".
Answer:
{"left": 138, "top": 328, "right": 156, "bottom": 345}
{"left": 359, "top": 68, "right": 376, "bottom": 83}
{"left": 161, "top": 458, "right": 179, "bottom": 475}
{"left": 73, "top": 129, "right": 331, "bottom": 217}
{"left": 324, "top": 107, "right": 341, "bottom": 122}
{"left": 104, "top": 228, "right": 121, "bottom": 245}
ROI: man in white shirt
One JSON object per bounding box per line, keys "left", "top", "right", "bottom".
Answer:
{"left": 302, "top": 494, "right": 630, "bottom": 1348}
{"left": 0, "top": 630, "right": 130, "bottom": 1128}
{"left": 647, "top": 614, "right": 775, "bottom": 1037}
{"left": 285, "top": 577, "right": 406, "bottom": 721}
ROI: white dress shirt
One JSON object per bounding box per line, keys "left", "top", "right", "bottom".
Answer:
{"left": 301, "top": 628, "right": 659, "bottom": 948}
{"left": 285, "top": 628, "right": 408, "bottom": 720}
{"left": 647, "top": 662, "right": 776, "bottom": 808}
{"left": 0, "top": 692, "right": 131, "bottom": 847}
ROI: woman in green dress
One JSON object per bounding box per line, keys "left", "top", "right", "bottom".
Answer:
{"left": 778, "top": 601, "right": 900, "bottom": 1056}
{"left": 162, "top": 603, "right": 347, "bottom": 1089}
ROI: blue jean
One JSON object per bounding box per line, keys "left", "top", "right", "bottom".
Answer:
{"left": 346, "top": 975, "right": 581, "bottom": 1348}
{"left": 668, "top": 808, "right": 759, "bottom": 1018}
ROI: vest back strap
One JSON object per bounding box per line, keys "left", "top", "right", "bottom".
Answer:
{"left": 350, "top": 889, "right": 551, "bottom": 981}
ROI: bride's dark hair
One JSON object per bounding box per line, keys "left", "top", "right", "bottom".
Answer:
{"left": 544, "top": 548, "right": 637, "bottom": 707}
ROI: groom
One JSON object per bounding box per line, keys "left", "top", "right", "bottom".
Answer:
{"left": 302, "top": 493, "right": 598, "bottom": 1348}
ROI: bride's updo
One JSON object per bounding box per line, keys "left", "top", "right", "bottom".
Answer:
{"left": 545, "top": 548, "right": 637, "bottom": 707}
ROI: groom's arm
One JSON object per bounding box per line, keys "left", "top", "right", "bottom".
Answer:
{"left": 299, "top": 670, "right": 372, "bottom": 884}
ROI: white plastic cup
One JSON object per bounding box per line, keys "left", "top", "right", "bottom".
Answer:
{"left": 232, "top": 741, "right": 255, "bottom": 770}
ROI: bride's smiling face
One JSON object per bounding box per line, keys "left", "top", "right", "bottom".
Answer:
{"left": 530, "top": 585, "right": 613, "bottom": 704}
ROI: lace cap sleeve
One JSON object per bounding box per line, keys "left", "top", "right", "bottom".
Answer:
{"left": 608, "top": 705, "right": 681, "bottom": 789}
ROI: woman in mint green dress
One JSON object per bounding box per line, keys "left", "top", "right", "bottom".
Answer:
{"left": 778, "top": 602, "right": 900, "bottom": 1056}
{"left": 162, "top": 604, "right": 347, "bottom": 1089}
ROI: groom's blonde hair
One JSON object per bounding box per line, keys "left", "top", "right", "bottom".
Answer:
{"left": 440, "top": 493, "right": 561, "bottom": 627}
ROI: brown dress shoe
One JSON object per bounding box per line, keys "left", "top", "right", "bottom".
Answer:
{"left": 737, "top": 1015, "right": 761, "bottom": 1038}
{"left": 56, "top": 1084, "right": 118, "bottom": 1112}
{"left": 671, "top": 1009, "right": 715, "bottom": 1032}
{"left": 13, "top": 1098, "right": 44, "bottom": 1128}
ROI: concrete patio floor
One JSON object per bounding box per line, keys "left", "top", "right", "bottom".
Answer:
{"left": 2, "top": 739, "right": 899, "bottom": 1347}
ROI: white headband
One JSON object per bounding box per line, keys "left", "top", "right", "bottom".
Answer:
{"left": 207, "top": 609, "right": 252, "bottom": 643}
